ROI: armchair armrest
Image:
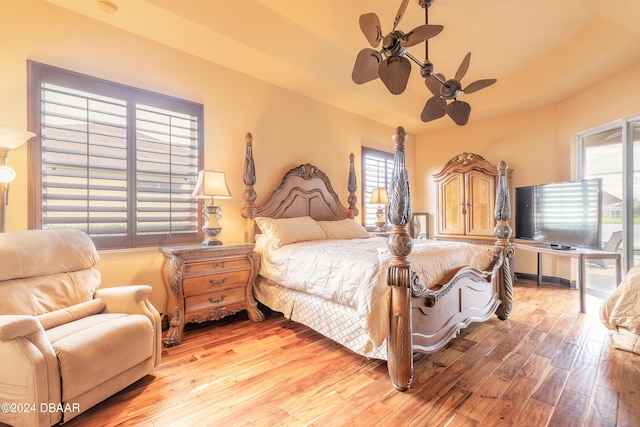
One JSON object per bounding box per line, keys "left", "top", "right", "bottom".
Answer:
{"left": 94, "top": 285, "right": 162, "bottom": 367}
{"left": 0, "top": 315, "right": 62, "bottom": 427}
{"left": 0, "top": 315, "right": 41, "bottom": 339}
{"left": 95, "top": 285, "right": 153, "bottom": 314}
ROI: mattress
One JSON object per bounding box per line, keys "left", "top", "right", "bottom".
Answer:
{"left": 254, "top": 237, "right": 492, "bottom": 358}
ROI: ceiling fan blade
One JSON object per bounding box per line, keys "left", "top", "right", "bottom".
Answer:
{"left": 392, "top": 0, "right": 410, "bottom": 30}
{"left": 378, "top": 56, "right": 411, "bottom": 95}
{"left": 352, "top": 49, "right": 382, "bottom": 84}
{"left": 425, "top": 73, "right": 445, "bottom": 97}
{"left": 463, "top": 78, "right": 497, "bottom": 94}
{"left": 359, "top": 13, "right": 383, "bottom": 48}
{"left": 421, "top": 96, "right": 447, "bottom": 123}
{"left": 446, "top": 100, "right": 471, "bottom": 126}
{"left": 454, "top": 52, "right": 472, "bottom": 82}
{"left": 400, "top": 24, "right": 444, "bottom": 48}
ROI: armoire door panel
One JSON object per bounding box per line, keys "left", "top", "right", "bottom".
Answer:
{"left": 466, "top": 171, "right": 496, "bottom": 236}
{"left": 438, "top": 173, "right": 465, "bottom": 235}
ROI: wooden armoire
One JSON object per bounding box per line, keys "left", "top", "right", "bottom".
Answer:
{"left": 433, "top": 152, "right": 512, "bottom": 245}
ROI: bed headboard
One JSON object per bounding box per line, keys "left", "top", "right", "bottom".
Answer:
{"left": 241, "top": 133, "right": 359, "bottom": 243}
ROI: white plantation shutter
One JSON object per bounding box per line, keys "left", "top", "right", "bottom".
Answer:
{"left": 134, "top": 103, "right": 200, "bottom": 244}
{"left": 361, "top": 147, "right": 394, "bottom": 228}
{"left": 29, "top": 62, "right": 203, "bottom": 249}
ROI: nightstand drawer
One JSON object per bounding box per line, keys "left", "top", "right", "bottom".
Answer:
{"left": 185, "top": 287, "right": 246, "bottom": 314}
{"left": 182, "top": 270, "right": 251, "bottom": 295}
{"left": 184, "top": 257, "right": 250, "bottom": 276}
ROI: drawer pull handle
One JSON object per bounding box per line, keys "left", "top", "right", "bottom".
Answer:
{"left": 208, "top": 295, "right": 226, "bottom": 304}
{"left": 210, "top": 278, "right": 228, "bottom": 287}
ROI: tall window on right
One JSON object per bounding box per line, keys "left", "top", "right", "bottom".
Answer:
{"left": 577, "top": 116, "right": 640, "bottom": 297}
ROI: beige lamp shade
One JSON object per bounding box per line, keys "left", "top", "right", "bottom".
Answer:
{"left": 369, "top": 188, "right": 389, "bottom": 205}
{"left": 0, "top": 127, "right": 36, "bottom": 150}
{"left": 191, "top": 170, "right": 232, "bottom": 203}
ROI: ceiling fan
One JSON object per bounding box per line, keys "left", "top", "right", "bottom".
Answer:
{"left": 421, "top": 53, "right": 497, "bottom": 126}
{"left": 351, "top": 0, "right": 443, "bottom": 95}
{"left": 351, "top": 0, "right": 497, "bottom": 126}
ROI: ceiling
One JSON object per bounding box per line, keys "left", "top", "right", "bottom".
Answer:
{"left": 45, "top": 0, "right": 640, "bottom": 134}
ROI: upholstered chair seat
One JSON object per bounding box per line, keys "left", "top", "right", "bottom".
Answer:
{"left": 0, "top": 229, "right": 161, "bottom": 427}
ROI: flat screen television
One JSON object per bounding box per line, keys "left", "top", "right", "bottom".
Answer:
{"left": 515, "top": 178, "right": 602, "bottom": 249}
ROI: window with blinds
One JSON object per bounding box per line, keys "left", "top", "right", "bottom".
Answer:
{"left": 28, "top": 61, "right": 204, "bottom": 249}
{"left": 361, "top": 147, "right": 394, "bottom": 228}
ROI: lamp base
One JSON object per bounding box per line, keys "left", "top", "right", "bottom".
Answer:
{"left": 201, "top": 204, "right": 223, "bottom": 246}
{"left": 202, "top": 226, "right": 223, "bottom": 246}
{"left": 373, "top": 222, "right": 387, "bottom": 233}
{"left": 374, "top": 206, "right": 386, "bottom": 232}
{"left": 202, "top": 237, "right": 223, "bottom": 246}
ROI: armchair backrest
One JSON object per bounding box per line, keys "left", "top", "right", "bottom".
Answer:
{"left": 0, "top": 229, "right": 101, "bottom": 316}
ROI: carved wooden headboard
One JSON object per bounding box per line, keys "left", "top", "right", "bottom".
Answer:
{"left": 241, "top": 133, "right": 358, "bottom": 243}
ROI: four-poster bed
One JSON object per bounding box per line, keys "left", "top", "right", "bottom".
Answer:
{"left": 241, "top": 127, "right": 514, "bottom": 391}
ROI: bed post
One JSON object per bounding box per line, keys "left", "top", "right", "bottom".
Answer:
{"left": 347, "top": 153, "right": 359, "bottom": 219}
{"left": 386, "top": 126, "right": 413, "bottom": 391}
{"left": 493, "top": 160, "right": 514, "bottom": 320}
{"left": 242, "top": 132, "right": 257, "bottom": 243}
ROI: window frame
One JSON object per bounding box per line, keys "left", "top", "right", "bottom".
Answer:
{"left": 361, "top": 146, "right": 394, "bottom": 230}
{"left": 27, "top": 61, "right": 204, "bottom": 249}
{"left": 577, "top": 115, "right": 640, "bottom": 272}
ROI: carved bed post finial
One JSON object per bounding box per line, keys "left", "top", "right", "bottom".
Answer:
{"left": 242, "top": 132, "right": 257, "bottom": 243}
{"left": 347, "top": 153, "right": 359, "bottom": 219}
{"left": 494, "top": 160, "right": 514, "bottom": 320}
{"left": 386, "top": 126, "right": 413, "bottom": 391}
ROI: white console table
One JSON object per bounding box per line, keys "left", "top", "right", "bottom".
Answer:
{"left": 513, "top": 242, "right": 622, "bottom": 313}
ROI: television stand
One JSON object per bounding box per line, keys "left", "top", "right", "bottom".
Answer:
{"left": 513, "top": 241, "right": 622, "bottom": 313}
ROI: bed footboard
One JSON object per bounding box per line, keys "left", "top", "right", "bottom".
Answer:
{"left": 386, "top": 127, "right": 513, "bottom": 391}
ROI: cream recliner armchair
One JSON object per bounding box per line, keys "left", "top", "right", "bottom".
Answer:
{"left": 0, "top": 229, "right": 161, "bottom": 426}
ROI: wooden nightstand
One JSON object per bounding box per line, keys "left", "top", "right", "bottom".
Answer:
{"left": 160, "top": 243, "right": 264, "bottom": 347}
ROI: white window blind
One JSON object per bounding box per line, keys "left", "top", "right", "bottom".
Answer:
{"left": 29, "top": 62, "right": 204, "bottom": 249}
{"left": 361, "top": 147, "right": 394, "bottom": 228}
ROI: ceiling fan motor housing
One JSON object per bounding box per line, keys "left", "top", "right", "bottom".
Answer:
{"left": 441, "top": 79, "right": 462, "bottom": 99}
{"left": 382, "top": 31, "right": 406, "bottom": 57}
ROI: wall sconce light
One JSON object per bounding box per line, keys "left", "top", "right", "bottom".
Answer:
{"left": 191, "top": 170, "right": 232, "bottom": 246}
{"left": 0, "top": 127, "right": 36, "bottom": 233}
{"left": 369, "top": 188, "right": 389, "bottom": 232}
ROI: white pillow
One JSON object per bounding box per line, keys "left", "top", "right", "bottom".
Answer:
{"left": 255, "top": 216, "right": 326, "bottom": 249}
{"left": 317, "top": 218, "right": 370, "bottom": 239}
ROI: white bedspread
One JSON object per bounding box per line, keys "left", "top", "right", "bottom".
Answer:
{"left": 601, "top": 265, "right": 640, "bottom": 354}
{"left": 255, "top": 237, "right": 492, "bottom": 346}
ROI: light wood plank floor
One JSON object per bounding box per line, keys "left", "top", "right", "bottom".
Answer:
{"left": 64, "top": 280, "right": 640, "bottom": 426}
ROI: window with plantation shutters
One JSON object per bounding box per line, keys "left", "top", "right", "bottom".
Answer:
{"left": 361, "top": 147, "right": 394, "bottom": 229}
{"left": 28, "top": 61, "right": 204, "bottom": 249}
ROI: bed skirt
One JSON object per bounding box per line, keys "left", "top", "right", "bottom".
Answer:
{"left": 254, "top": 276, "right": 388, "bottom": 360}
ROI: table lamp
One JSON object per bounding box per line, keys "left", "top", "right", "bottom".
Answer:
{"left": 191, "top": 170, "right": 232, "bottom": 246}
{"left": 0, "top": 127, "right": 36, "bottom": 233}
{"left": 369, "top": 188, "right": 389, "bottom": 232}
